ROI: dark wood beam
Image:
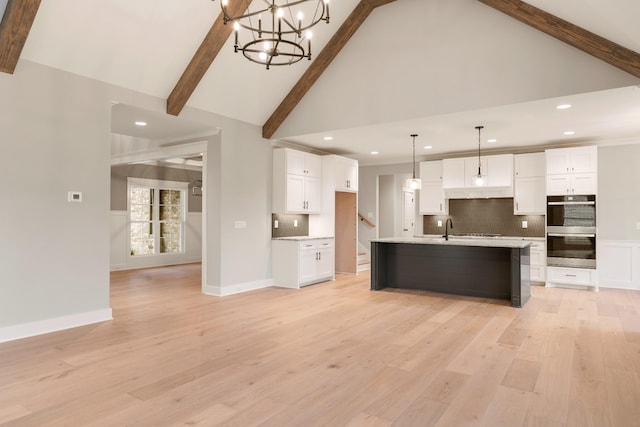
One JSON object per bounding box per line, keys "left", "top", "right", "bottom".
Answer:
{"left": 167, "top": 1, "right": 254, "bottom": 116}
{"left": 0, "top": 0, "right": 41, "bottom": 74}
{"left": 477, "top": 0, "right": 640, "bottom": 79}
{"left": 262, "top": 0, "right": 397, "bottom": 139}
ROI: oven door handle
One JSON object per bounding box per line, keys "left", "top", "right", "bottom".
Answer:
{"left": 547, "top": 201, "right": 595, "bottom": 206}
{"left": 547, "top": 233, "right": 596, "bottom": 238}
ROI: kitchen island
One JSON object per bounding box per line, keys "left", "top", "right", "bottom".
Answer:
{"left": 370, "top": 237, "right": 531, "bottom": 307}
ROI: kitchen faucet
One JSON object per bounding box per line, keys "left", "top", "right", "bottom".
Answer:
{"left": 444, "top": 218, "right": 454, "bottom": 241}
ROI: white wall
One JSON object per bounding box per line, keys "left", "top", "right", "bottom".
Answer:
{"left": 0, "top": 61, "right": 112, "bottom": 336}
{"left": 0, "top": 60, "right": 275, "bottom": 340}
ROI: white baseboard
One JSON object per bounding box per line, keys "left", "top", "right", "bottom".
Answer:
{"left": 204, "top": 279, "right": 274, "bottom": 296}
{"left": 0, "top": 308, "right": 113, "bottom": 344}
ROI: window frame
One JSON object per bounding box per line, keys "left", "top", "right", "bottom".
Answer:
{"left": 127, "top": 177, "right": 188, "bottom": 257}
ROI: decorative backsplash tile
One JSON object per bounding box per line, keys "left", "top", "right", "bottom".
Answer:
{"left": 422, "top": 198, "right": 545, "bottom": 237}
{"left": 271, "top": 213, "right": 309, "bottom": 238}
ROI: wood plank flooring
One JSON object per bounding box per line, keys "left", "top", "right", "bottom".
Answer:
{"left": 1, "top": 264, "right": 640, "bottom": 426}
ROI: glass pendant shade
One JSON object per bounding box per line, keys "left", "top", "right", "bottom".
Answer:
{"left": 474, "top": 125, "right": 484, "bottom": 187}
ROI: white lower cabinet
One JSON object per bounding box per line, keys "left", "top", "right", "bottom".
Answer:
{"left": 526, "top": 239, "right": 546, "bottom": 283}
{"left": 272, "top": 238, "right": 334, "bottom": 288}
{"left": 547, "top": 266, "right": 598, "bottom": 291}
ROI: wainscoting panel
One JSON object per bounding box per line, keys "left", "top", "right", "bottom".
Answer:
{"left": 598, "top": 240, "right": 640, "bottom": 290}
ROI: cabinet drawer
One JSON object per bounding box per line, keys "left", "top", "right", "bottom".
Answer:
{"left": 547, "top": 266, "right": 595, "bottom": 286}
{"left": 316, "top": 239, "right": 334, "bottom": 249}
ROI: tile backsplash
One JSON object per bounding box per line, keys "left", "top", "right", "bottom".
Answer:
{"left": 271, "top": 213, "right": 309, "bottom": 238}
{"left": 422, "top": 198, "right": 545, "bottom": 237}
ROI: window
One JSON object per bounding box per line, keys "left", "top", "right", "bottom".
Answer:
{"left": 128, "top": 178, "right": 188, "bottom": 256}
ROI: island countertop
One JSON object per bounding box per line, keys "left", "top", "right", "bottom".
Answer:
{"left": 371, "top": 236, "right": 531, "bottom": 249}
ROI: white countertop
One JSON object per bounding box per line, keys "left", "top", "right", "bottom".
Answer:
{"left": 372, "top": 236, "right": 532, "bottom": 249}
{"left": 272, "top": 236, "right": 334, "bottom": 241}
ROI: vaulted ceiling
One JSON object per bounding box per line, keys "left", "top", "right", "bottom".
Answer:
{"left": 3, "top": 0, "right": 640, "bottom": 165}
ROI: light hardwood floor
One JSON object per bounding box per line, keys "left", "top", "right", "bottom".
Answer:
{"left": 1, "top": 264, "right": 640, "bottom": 426}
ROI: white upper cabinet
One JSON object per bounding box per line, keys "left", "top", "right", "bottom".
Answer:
{"left": 273, "top": 148, "right": 322, "bottom": 214}
{"left": 486, "top": 154, "right": 513, "bottom": 187}
{"left": 286, "top": 149, "right": 322, "bottom": 178}
{"left": 419, "top": 161, "right": 448, "bottom": 215}
{"left": 335, "top": 156, "right": 358, "bottom": 192}
{"left": 514, "top": 153, "right": 545, "bottom": 214}
{"left": 546, "top": 146, "right": 597, "bottom": 195}
{"left": 546, "top": 146, "right": 597, "bottom": 175}
{"left": 442, "top": 158, "right": 466, "bottom": 188}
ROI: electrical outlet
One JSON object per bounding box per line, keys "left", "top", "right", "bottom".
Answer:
{"left": 522, "top": 220, "right": 528, "bottom": 229}
{"left": 437, "top": 220, "right": 443, "bottom": 227}
{"left": 294, "top": 219, "right": 298, "bottom": 227}
{"left": 274, "top": 220, "right": 278, "bottom": 229}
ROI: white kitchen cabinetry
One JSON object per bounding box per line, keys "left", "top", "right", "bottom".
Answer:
{"left": 442, "top": 154, "right": 513, "bottom": 198}
{"left": 419, "top": 161, "right": 448, "bottom": 215}
{"left": 547, "top": 266, "right": 597, "bottom": 291}
{"left": 514, "top": 153, "right": 545, "bottom": 214}
{"left": 524, "top": 239, "right": 546, "bottom": 283}
{"left": 546, "top": 146, "right": 597, "bottom": 195}
{"left": 273, "top": 148, "right": 322, "bottom": 213}
{"left": 334, "top": 156, "right": 358, "bottom": 191}
{"left": 272, "top": 238, "right": 334, "bottom": 288}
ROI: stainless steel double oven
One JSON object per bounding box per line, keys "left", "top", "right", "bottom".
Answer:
{"left": 546, "top": 195, "right": 596, "bottom": 268}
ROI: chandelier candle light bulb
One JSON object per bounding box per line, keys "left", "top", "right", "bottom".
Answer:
{"left": 220, "top": 0, "right": 330, "bottom": 69}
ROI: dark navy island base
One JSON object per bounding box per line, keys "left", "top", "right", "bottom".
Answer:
{"left": 370, "top": 238, "right": 531, "bottom": 308}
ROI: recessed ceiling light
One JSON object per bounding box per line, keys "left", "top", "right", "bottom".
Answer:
{"left": 135, "top": 121, "right": 147, "bottom": 126}
{"left": 424, "top": 145, "right": 433, "bottom": 150}
{"left": 323, "top": 136, "right": 333, "bottom": 141}
{"left": 563, "top": 130, "right": 575, "bottom": 135}
{"left": 487, "top": 138, "right": 497, "bottom": 143}
{"left": 371, "top": 151, "right": 379, "bottom": 155}
{"left": 556, "top": 104, "right": 572, "bottom": 110}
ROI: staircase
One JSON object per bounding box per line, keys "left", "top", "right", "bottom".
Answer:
{"left": 357, "top": 242, "right": 370, "bottom": 272}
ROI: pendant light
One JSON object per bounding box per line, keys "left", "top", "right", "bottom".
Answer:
{"left": 474, "top": 125, "right": 484, "bottom": 186}
{"left": 406, "top": 134, "right": 421, "bottom": 190}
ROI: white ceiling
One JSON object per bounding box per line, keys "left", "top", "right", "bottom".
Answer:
{"left": 18, "top": 0, "right": 640, "bottom": 166}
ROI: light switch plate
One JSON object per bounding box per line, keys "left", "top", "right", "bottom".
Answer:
{"left": 522, "top": 220, "right": 528, "bottom": 229}
{"left": 437, "top": 220, "right": 443, "bottom": 227}
{"left": 294, "top": 219, "right": 298, "bottom": 227}
{"left": 274, "top": 220, "right": 278, "bottom": 229}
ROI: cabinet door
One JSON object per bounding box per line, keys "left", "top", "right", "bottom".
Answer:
{"left": 569, "top": 147, "right": 597, "bottom": 174}
{"left": 286, "top": 149, "right": 306, "bottom": 175}
{"left": 316, "top": 244, "right": 334, "bottom": 279}
{"left": 546, "top": 174, "right": 570, "bottom": 196}
{"left": 515, "top": 152, "right": 545, "bottom": 178}
{"left": 419, "top": 161, "right": 443, "bottom": 182}
{"left": 571, "top": 173, "right": 597, "bottom": 195}
{"left": 546, "top": 149, "right": 571, "bottom": 174}
{"left": 304, "top": 176, "right": 322, "bottom": 213}
{"left": 442, "top": 158, "right": 466, "bottom": 188}
{"left": 305, "top": 153, "right": 322, "bottom": 178}
{"left": 419, "top": 182, "right": 447, "bottom": 214}
{"left": 299, "top": 244, "right": 318, "bottom": 284}
{"left": 486, "top": 154, "right": 513, "bottom": 187}
{"left": 336, "top": 157, "right": 358, "bottom": 191}
{"left": 514, "top": 177, "right": 545, "bottom": 214}
{"left": 286, "top": 174, "right": 305, "bottom": 212}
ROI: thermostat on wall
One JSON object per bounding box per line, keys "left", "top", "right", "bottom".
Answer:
{"left": 68, "top": 191, "right": 82, "bottom": 203}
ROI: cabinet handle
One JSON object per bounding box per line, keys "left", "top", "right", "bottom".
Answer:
{"left": 516, "top": 202, "right": 519, "bottom": 210}
{"left": 565, "top": 274, "right": 577, "bottom": 277}
{"left": 319, "top": 252, "right": 321, "bottom": 260}
{"left": 439, "top": 203, "right": 442, "bottom": 211}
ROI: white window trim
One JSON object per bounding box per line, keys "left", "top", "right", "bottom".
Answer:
{"left": 127, "top": 177, "right": 189, "bottom": 257}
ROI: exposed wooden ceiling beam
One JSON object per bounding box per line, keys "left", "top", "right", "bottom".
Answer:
{"left": 0, "top": 0, "right": 41, "bottom": 74}
{"left": 262, "top": 0, "right": 397, "bottom": 139}
{"left": 477, "top": 0, "right": 640, "bottom": 79}
{"left": 167, "top": 1, "right": 254, "bottom": 116}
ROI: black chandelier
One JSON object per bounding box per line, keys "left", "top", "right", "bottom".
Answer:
{"left": 220, "top": 0, "right": 331, "bottom": 69}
